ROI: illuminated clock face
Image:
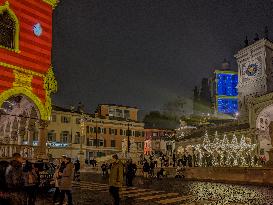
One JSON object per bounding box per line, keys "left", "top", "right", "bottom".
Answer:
{"left": 242, "top": 60, "right": 261, "bottom": 79}
{"left": 33, "top": 23, "right": 42, "bottom": 37}
{"left": 246, "top": 63, "right": 258, "bottom": 76}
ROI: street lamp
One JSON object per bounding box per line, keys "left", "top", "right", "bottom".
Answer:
{"left": 79, "top": 114, "right": 86, "bottom": 170}
{"left": 95, "top": 120, "right": 98, "bottom": 148}
{"left": 127, "top": 122, "right": 131, "bottom": 153}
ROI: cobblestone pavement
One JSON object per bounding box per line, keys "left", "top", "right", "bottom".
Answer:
{"left": 76, "top": 173, "right": 273, "bottom": 205}
{"left": 36, "top": 173, "right": 273, "bottom": 205}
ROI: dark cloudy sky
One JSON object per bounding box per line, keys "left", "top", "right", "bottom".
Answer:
{"left": 52, "top": 0, "right": 273, "bottom": 115}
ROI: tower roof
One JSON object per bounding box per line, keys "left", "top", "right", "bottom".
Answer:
{"left": 221, "top": 59, "right": 231, "bottom": 70}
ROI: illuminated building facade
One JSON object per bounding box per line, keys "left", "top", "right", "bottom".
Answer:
{"left": 47, "top": 104, "right": 145, "bottom": 159}
{"left": 0, "top": 0, "right": 58, "bottom": 159}
{"left": 235, "top": 36, "right": 273, "bottom": 160}
{"left": 215, "top": 70, "right": 238, "bottom": 115}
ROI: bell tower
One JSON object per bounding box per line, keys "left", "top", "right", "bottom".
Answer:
{"left": 235, "top": 35, "right": 273, "bottom": 122}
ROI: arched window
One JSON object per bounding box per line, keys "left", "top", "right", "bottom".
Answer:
{"left": 0, "top": 2, "right": 19, "bottom": 51}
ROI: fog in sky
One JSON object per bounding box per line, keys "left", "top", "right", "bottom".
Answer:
{"left": 52, "top": 0, "right": 273, "bottom": 116}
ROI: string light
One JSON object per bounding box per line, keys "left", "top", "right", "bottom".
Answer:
{"left": 216, "top": 72, "right": 238, "bottom": 114}
{"left": 192, "top": 132, "right": 258, "bottom": 167}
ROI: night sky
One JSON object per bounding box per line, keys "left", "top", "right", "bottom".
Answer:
{"left": 52, "top": 0, "right": 273, "bottom": 116}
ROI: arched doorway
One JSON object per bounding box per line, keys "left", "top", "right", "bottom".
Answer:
{"left": 0, "top": 95, "right": 44, "bottom": 159}
{"left": 256, "top": 104, "right": 273, "bottom": 160}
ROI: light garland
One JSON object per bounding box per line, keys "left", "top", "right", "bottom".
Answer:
{"left": 192, "top": 132, "right": 258, "bottom": 167}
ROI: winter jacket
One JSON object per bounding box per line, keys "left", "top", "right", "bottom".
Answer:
{"left": 109, "top": 160, "right": 123, "bottom": 187}
{"left": 59, "top": 162, "right": 74, "bottom": 191}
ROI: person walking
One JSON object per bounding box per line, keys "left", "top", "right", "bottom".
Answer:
{"left": 125, "top": 159, "right": 137, "bottom": 186}
{"left": 143, "top": 160, "right": 150, "bottom": 178}
{"left": 23, "top": 161, "right": 38, "bottom": 205}
{"left": 101, "top": 163, "right": 107, "bottom": 177}
{"left": 5, "top": 153, "right": 25, "bottom": 205}
{"left": 73, "top": 159, "right": 80, "bottom": 181}
{"left": 109, "top": 154, "right": 123, "bottom": 205}
{"left": 59, "top": 156, "right": 74, "bottom": 205}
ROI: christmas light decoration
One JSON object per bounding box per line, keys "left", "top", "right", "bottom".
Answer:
{"left": 192, "top": 132, "right": 258, "bottom": 167}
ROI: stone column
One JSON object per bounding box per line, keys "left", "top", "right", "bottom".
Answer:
{"left": 17, "top": 119, "right": 22, "bottom": 145}
{"left": 27, "top": 130, "right": 33, "bottom": 146}
{"left": 4, "top": 146, "right": 8, "bottom": 157}
{"left": 36, "top": 120, "right": 48, "bottom": 160}
{"left": 9, "top": 145, "right": 13, "bottom": 157}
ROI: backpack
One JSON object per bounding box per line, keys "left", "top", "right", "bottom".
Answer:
{"left": 0, "top": 161, "right": 10, "bottom": 191}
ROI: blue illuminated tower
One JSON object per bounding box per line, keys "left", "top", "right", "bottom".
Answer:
{"left": 215, "top": 60, "right": 238, "bottom": 115}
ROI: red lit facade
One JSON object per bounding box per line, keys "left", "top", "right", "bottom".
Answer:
{"left": 0, "top": 0, "right": 58, "bottom": 120}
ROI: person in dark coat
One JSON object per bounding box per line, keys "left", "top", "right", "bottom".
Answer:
{"left": 143, "top": 160, "right": 150, "bottom": 178}
{"left": 101, "top": 163, "right": 107, "bottom": 177}
{"left": 74, "top": 160, "right": 80, "bottom": 181}
{"left": 5, "top": 153, "right": 25, "bottom": 205}
{"left": 23, "top": 162, "right": 38, "bottom": 205}
{"left": 125, "top": 159, "right": 137, "bottom": 186}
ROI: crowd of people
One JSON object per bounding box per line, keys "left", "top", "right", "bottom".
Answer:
{"left": 1, "top": 151, "right": 267, "bottom": 205}
{"left": 0, "top": 153, "right": 80, "bottom": 205}
{"left": 0, "top": 153, "right": 39, "bottom": 205}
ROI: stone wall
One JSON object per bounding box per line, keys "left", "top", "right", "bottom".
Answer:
{"left": 161, "top": 167, "right": 273, "bottom": 185}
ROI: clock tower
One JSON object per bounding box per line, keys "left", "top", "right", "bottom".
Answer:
{"left": 235, "top": 38, "right": 273, "bottom": 122}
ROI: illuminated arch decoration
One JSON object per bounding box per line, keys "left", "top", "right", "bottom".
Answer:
{"left": 44, "top": 66, "right": 58, "bottom": 121}
{"left": 0, "top": 87, "right": 49, "bottom": 120}
{"left": 43, "top": 0, "right": 59, "bottom": 9}
{"left": 0, "top": 1, "right": 20, "bottom": 52}
{"left": 0, "top": 1, "right": 59, "bottom": 122}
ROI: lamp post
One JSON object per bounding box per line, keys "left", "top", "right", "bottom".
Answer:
{"left": 127, "top": 122, "right": 131, "bottom": 153}
{"left": 95, "top": 121, "right": 98, "bottom": 148}
{"left": 79, "top": 114, "right": 86, "bottom": 170}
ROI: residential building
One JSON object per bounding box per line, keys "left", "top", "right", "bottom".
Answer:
{"left": 85, "top": 117, "right": 145, "bottom": 159}
{"left": 96, "top": 104, "right": 139, "bottom": 121}
{"left": 46, "top": 105, "right": 85, "bottom": 158}
{"left": 46, "top": 104, "right": 145, "bottom": 159}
